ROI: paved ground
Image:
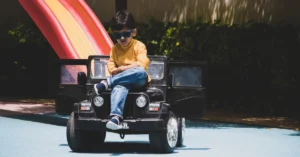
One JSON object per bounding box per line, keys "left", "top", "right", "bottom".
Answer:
{"left": 0, "top": 98, "right": 299, "bottom": 130}
{"left": 1, "top": 113, "right": 300, "bottom": 157}
{"left": 1, "top": 98, "right": 300, "bottom": 157}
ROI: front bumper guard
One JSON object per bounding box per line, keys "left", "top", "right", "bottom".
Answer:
{"left": 75, "top": 118, "right": 166, "bottom": 132}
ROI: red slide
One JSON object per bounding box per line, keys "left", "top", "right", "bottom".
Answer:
{"left": 18, "top": 0, "right": 113, "bottom": 59}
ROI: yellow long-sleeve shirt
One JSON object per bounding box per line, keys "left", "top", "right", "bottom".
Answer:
{"left": 107, "top": 39, "right": 151, "bottom": 82}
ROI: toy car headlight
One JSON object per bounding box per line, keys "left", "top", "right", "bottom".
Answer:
{"left": 136, "top": 96, "right": 147, "bottom": 108}
{"left": 93, "top": 96, "right": 104, "bottom": 107}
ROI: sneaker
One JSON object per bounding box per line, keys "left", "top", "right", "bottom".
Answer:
{"left": 94, "top": 80, "right": 108, "bottom": 95}
{"left": 106, "top": 116, "right": 123, "bottom": 130}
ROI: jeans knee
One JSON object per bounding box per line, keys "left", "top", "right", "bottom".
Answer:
{"left": 134, "top": 67, "right": 146, "bottom": 77}
{"left": 113, "top": 85, "right": 129, "bottom": 92}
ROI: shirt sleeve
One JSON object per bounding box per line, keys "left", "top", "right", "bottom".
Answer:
{"left": 135, "top": 42, "right": 150, "bottom": 70}
{"left": 107, "top": 47, "right": 117, "bottom": 74}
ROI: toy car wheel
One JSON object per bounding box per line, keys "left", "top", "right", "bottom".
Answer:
{"left": 149, "top": 112, "right": 178, "bottom": 153}
{"left": 176, "top": 117, "right": 185, "bottom": 147}
{"left": 66, "top": 112, "right": 106, "bottom": 152}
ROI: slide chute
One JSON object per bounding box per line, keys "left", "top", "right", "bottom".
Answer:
{"left": 19, "top": 0, "right": 114, "bottom": 83}
{"left": 18, "top": 0, "right": 113, "bottom": 59}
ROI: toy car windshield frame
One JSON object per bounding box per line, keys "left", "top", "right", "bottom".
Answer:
{"left": 87, "top": 55, "right": 167, "bottom": 85}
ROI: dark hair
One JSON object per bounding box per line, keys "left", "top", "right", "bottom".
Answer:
{"left": 110, "top": 10, "right": 135, "bottom": 31}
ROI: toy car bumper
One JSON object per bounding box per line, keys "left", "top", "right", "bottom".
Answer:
{"left": 75, "top": 118, "right": 166, "bottom": 132}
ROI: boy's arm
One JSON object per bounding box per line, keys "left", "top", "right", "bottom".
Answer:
{"left": 119, "top": 43, "right": 149, "bottom": 71}
{"left": 135, "top": 43, "right": 150, "bottom": 69}
{"left": 107, "top": 48, "right": 117, "bottom": 74}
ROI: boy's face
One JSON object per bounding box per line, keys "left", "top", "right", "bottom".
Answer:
{"left": 113, "top": 27, "right": 137, "bottom": 47}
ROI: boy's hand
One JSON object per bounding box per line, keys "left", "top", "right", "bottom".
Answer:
{"left": 112, "top": 68, "right": 122, "bottom": 75}
{"left": 111, "top": 64, "right": 138, "bottom": 75}
{"left": 118, "top": 66, "right": 127, "bottom": 71}
{"left": 112, "top": 66, "right": 127, "bottom": 75}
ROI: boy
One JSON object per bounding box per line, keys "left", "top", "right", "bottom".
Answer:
{"left": 94, "top": 10, "right": 151, "bottom": 130}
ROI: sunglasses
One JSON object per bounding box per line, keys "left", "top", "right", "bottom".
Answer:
{"left": 112, "top": 30, "right": 134, "bottom": 40}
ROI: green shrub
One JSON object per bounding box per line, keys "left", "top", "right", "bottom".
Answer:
{"left": 4, "top": 16, "right": 299, "bottom": 117}
{"left": 132, "top": 17, "right": 298, "bottom": 116}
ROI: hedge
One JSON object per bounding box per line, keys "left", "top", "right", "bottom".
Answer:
{"left": 3, "top": 16, "right": 299, "bottom": 117}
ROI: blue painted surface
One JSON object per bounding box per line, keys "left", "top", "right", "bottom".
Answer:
{"left": 0, "top": 116, "right": 299, "bottom": 157}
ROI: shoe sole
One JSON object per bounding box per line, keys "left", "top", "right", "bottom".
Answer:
{"left": 94, "top": 84, "right": 99, "bottom": 95}
{"left": 106, "top": 121, "right": 122, "bottom": 130}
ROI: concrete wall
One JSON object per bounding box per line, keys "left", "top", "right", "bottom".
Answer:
{"left": 0, "top": 0, "right": 116, "bottom": 32}
{"left": 1, "top": 0, "right": 27, "bottom": 31}
{"left": 86, "top": 0, "right": 115, "bottom": 23}
{"left": 1, "top": 0, "right": 299, "bottom": 33}
{"left": 121, "top": 0, "right": 299, "bottom": 25}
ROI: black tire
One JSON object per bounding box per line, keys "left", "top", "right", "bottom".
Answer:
{"left": 149, "top": 112, "right": 178, "bottom": 153}
{"left": 176, "top": 117, "right": 185, "bottom": 147}
{"left": 66, "top": 112, "right": 106, "bottom": 152}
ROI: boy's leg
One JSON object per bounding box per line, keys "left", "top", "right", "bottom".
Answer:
{"left": 106, "top": 85, "right": 129, "bottom": 130}
{"left": 94, "top": 67, "right": 147, "bottom": 95}
{"left": 94, "top": 80, "right": 109, "bottom": 95}
{"left": 105, "top": 67, "right": 148, "bottom": 130}
{"left": 108, "top": 67, "right": 148, "bottom": 88}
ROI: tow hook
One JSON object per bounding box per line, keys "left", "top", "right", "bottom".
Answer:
{"left": 120, "top": 133, "right": 125, "bottom": 139}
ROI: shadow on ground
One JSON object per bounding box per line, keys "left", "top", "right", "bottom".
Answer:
{"left": 1, "top": 108, "right": 270, "bottom": 129}
{"left": 0, "top": 109, "right": 68, "bottom": 126}
{"left": 289, "top": 132, "right": 300, "bottom": 136}
{"left": 60, "top": 141, "right": 210, "bottom": 154}
{"left": 1, "top": 109, "right": 266, "bottom": 129}
{"left": 186, "top": 120, "right": 267, "bottom": 129}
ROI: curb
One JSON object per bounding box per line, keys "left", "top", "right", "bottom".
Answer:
{"left": 190, "top": 118, "right": 269, "bottom": 128}
{"left": 0, "top": 109, "right": 69, "bottom": 126}
{"left": 188, "top": 118, "right": 297, "bottom": 130}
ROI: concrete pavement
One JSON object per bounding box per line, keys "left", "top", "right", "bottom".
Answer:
{"left": 0, "top": 101, "right": 68, "bottom": 126}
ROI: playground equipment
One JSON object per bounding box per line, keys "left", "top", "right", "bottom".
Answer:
{"left": 18, "top": 0, "right": 113, "bottom": 59}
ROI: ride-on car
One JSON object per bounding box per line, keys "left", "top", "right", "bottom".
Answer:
{"left": 55, "top": 55, "right": 206, "bottom": 153}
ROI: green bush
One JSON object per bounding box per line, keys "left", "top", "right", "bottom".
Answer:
{"left": 1, "top": 18, "right": 57, "bottom": 97}
{"left": 3, "top": 16, "right": 299, "bottom": 117}
{"left": 132, "top": 17, "right": 298, "bottom": 117}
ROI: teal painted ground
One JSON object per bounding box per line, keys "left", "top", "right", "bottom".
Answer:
{"left": 0, "top": 116, "right": 299, "bottom": 157}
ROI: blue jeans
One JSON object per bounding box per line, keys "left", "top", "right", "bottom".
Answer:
{"left": 107, "top": 67, "right": 148, "bottom": 119}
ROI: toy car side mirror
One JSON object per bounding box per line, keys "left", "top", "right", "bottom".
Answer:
{"left": 77, "top": 72, "right": 87, "bottom": 87}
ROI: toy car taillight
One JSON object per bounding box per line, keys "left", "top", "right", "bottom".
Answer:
{"left": 80, "top": 102, "right": 91, "bottom": 111}
{"left": 149, "top": 102, "right": 160, "bottom": 111}
{"left": 93, "top": 95, "right": 104, "bottom": 107}
{"left": 136, "top": 96, "right": 147, "bottom": 108}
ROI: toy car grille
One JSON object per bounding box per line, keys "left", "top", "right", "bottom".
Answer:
{"left": 93, "top": 94, "right": 147, "bottom": 119}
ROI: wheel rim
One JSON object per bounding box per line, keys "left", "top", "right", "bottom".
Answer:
{"left": 167, "top": 118, "right": 178, "bottom": 148}
{"left": 182, "top": 118, "right": 186, "bottom": 142}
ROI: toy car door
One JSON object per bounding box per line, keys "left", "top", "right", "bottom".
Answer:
{"left": 167, "top": 61, "right": 207, "bottom": 119}
{"left": 55, "top": 59, "right": 88, "bottom": 115}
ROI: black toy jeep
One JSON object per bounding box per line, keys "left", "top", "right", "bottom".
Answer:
{"left": 55, "top": 55, "right": 206, "bottom": 153}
